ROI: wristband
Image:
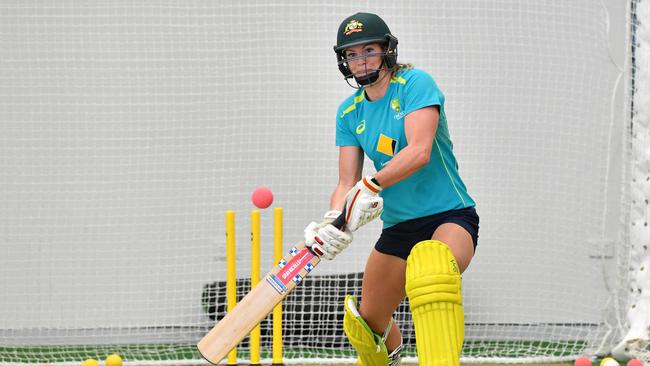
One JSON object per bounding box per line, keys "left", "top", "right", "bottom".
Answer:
{"left": 370, "top": 176, "right": 381, "bottom": 188}
{"left": 362, "top": 175, "right": 382, "bottom": 193}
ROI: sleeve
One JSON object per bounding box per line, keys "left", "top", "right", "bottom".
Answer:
{"left": 402, "top": 70, "right": 445, "bottom": 116}
{"left": 335, "top": 106, "right": 360, "bottom": 147}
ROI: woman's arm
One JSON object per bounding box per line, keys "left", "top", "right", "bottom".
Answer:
{"left": 373, "top": 106, "right": 439, "bottom": 188}
{"left": 330, "top": 145, "right": 364, "bottom": 210}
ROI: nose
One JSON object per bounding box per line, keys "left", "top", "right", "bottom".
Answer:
{"left": 350, "top": 55, "right": 367, "bottom": 68}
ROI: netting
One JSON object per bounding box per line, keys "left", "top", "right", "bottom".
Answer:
{"left": 0, "top": 0, "right": 632, "bottom": 364}
{"left": 611, "top": 0, "right": 650, "bottom": 363}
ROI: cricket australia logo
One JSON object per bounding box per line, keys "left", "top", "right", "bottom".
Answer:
{"left": 344, "top": 20, "right": 363, "bottom": 35}
{"left": 450, "top": 259, "right": 459, "bottom": 273}
{"left": 391, "top": 98, "right": 405, "bottom": 120}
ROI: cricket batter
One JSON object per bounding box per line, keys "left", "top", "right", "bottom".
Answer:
{"left": 303, "top": 12, "right": 480, "bottom": 366}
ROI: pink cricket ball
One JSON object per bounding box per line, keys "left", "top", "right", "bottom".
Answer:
{"left": 627, "top": 359, "right": 644, "bottom": 366}
{"left": 251, "top": 187, "right": 274, "bottom": 209}
{"left": 575, "top": 357, "right": 592, "bottom": 366}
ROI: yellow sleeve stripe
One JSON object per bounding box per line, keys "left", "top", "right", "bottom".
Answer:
{"left": 390, "top": 76, "right": 406, "bottom": 84}
{"left": 340, "top": 93, "right": 366, "bottom": 118}
{"left": 340, "top": 104, "right": 356, "bottom": 117}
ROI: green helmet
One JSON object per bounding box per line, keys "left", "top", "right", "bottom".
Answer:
{"left": 335, "top": 12, "right": 393, "bottom": 51}
{"left": 333, "top": 12, "right": 398, "bottom": 86}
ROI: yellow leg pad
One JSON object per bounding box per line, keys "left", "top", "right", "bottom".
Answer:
{"left": 343, "top": 295, "right": 389, "bottom": 366}
{"left": 405, "top": 240, "right": 464, "bottom": 366}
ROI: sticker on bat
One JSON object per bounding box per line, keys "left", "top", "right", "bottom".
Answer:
{"left": 276, "top": 247, "right": 315, "bottom": 286}
{"left": 267, "top": 274, "right": 288, "bottom": 294}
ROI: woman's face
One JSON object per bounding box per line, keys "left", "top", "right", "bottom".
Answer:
{"left": 344, "top": 43, "right": 384, "bottom": 78}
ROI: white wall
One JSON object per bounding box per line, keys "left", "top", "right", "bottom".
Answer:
{"left": 0, "top": 0, "right": 630, "bottom": 345}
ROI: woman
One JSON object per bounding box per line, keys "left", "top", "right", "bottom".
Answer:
{"left": 304, "top": 12, "right": 479, "bottom": 366}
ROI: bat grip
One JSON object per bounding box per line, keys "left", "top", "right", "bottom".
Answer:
{"left": 330, "top": 207, "right": 347, "bottom": 230}
{"left": 305, "top": 207, "right": 347, "bottom": 259}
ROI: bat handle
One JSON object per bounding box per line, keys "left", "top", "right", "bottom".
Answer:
{"left": 331, "top": 206, "right": 347, "bottom": 230}
{"left": 305, "top": 207, "right": 347, "bottom": 259}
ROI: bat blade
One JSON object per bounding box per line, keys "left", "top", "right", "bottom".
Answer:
{"left": 197, "top": 241, "right": 321, "bottom": 365}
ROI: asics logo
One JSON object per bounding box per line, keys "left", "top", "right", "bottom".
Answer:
{"left": 356, "top": 120, "right": 366, "bottom": 134}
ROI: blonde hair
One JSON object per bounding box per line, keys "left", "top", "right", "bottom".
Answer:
{"left": 392, "top": 63, "right": 413, "bottom": 75}
{"left": 378, "top": 43, "right": 411, "bottom": 73}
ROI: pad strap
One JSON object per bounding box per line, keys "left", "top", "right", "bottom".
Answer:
{"left": 343, "top": 295, "right": 394, "bottom": 366}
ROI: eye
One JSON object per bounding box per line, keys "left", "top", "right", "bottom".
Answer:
{"left": 346, "top": 52, "right": 357, "bottom": 59}
{"left": 364, "top": 47, "right": 377, "bottom": 55}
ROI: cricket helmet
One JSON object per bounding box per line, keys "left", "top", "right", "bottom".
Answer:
{"left": 333, "top": 12, "right": 398, "bottom": 86}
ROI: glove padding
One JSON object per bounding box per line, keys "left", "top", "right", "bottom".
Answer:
{"left": 304, "top": 210, "right": 353, "bottom": 260}
{"left": 344, "top": 176, "right": 383, "bottom": 232}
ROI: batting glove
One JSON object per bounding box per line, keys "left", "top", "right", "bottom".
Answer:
{"left": 344, "top": 176, "right": 383, "bottom": 232}
{"left": 304, "top": 210, "right": 353, "bottom": 260}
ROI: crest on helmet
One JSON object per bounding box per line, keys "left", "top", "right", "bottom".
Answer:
{"left": 344, "top": 20, "right": 364, "bottom": 35}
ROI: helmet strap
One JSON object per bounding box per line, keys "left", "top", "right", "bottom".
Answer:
{"left": 354, "top": 70, "right": 381, "bottom": 86}
{"left": 354, "top": 60, "right": 391, "bottom": 88}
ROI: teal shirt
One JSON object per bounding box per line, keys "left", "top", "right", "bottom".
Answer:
{"left": 335, "top": 68, "right": 475, "bottom": 228}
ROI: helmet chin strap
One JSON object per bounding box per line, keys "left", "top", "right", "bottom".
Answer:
{"left": 354, "top": 70, "right": 382, "bottom": 86}
{"left": 347, "top": 62, "right": 390, "bottom": 89}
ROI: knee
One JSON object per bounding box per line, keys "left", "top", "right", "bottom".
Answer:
{"left": 405, "top": 240, "right": 462, "bottom": 310}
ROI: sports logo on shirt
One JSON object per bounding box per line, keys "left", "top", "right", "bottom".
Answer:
{"left": 391, "top": 98, "right": 405, "bottom": 120}
{"left": 390, "top": 98, "right": 401, "bottom": 113}
{"left": 344, "top": 20, "right": 363, "bottom": 35}
{"left": 377, "top": 134, "right": 396, "bottom": 157}
{"left": 356, "top": 120, "right": 366, "bottom": 134}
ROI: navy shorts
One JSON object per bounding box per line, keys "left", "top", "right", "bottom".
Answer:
{"left": 375, "top": 207, "right": 479, "bottom": 260}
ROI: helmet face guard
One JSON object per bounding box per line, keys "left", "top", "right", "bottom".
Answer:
{"left": 334, "top": 33, "right": 398, "bottom": 87}
{"left": 333, "top": 13, "right": 399, "bottom": 88}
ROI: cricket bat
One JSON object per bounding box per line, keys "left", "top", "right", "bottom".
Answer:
{"left": 197, "top": 211, "right": 346, "bottom": 365}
